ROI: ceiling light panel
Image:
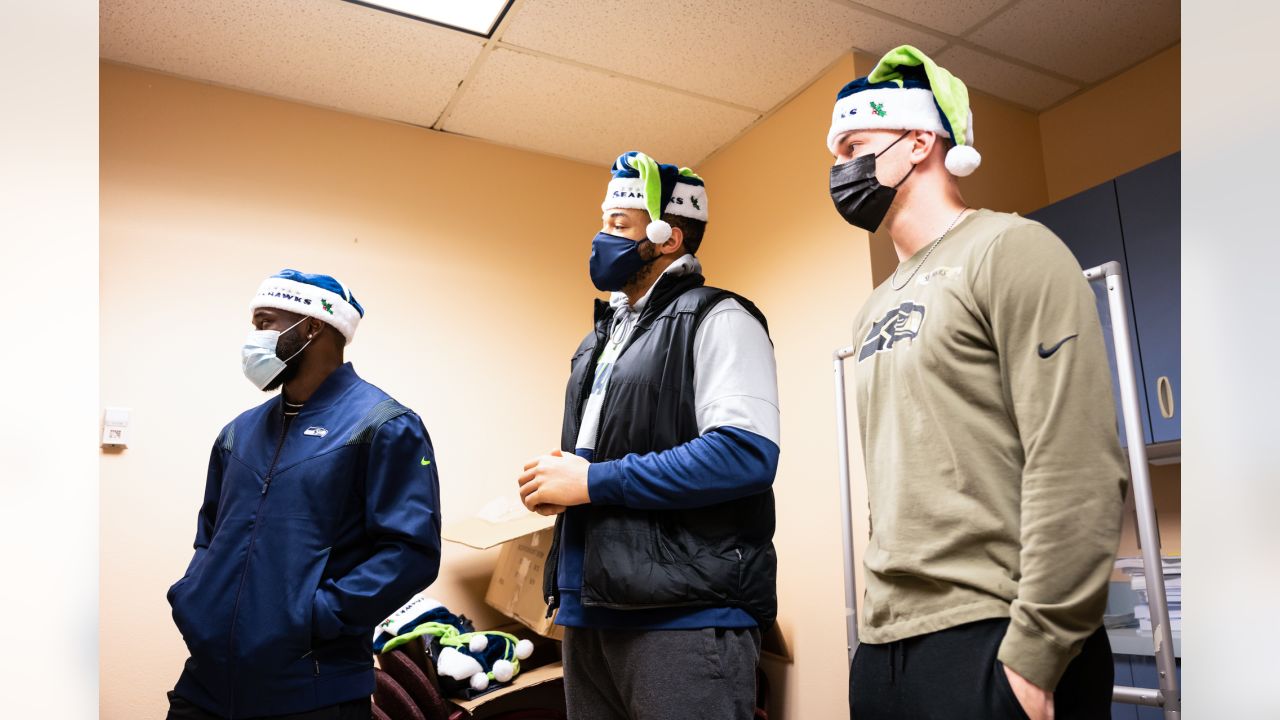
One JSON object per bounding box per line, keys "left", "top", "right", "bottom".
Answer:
{"left": 345, "top": 0, "right": 513, "bottom": 36}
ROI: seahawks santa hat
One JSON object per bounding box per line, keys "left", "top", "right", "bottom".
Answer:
{"left": 602, "top": 151, "right": 707, "bottom": 243}
{"left": 250, "top": 269, "right": 365, "bottom": 345}
{"left": 827, "top": 45, "right": 982, "bottom": 177}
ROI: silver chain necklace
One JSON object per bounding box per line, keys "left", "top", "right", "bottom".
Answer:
{"left": 890, "top": 207, "right": 970, "bottom": 291}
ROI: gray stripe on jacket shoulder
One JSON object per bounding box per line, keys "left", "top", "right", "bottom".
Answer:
{"left": 345, "top": 399, "right": 411, "bottom": 446}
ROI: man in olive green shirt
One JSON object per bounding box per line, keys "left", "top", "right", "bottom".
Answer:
{"left": 828, "top": 46, "right": 1128, "bottom": 720}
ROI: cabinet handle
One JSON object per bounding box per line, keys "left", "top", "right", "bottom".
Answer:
{"left": 1156, "top": 376, "right": 1175, "bottom": 419}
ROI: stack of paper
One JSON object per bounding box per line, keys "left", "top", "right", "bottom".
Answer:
{"left": 1115, "top": 556, "right": 1181, "bottom": 635}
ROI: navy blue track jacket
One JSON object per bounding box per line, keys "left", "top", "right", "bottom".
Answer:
{"left": 167, "top": 363, "right": 441, "bottom": 718}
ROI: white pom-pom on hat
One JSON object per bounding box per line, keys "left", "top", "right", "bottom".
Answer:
{"left": 515, "top": 639, "right": 534, "bottom": 660}
{"left": 646, "top": 219, "right": 672, "bottom": 244}
{"left": 492, "top": 659, "right": 515, "bottom": 683}
{"left": 945, "top": 144, "right": 981, "bottom": 177}
{"left": 470, "top": 672, "right": 490, "bottom": 691}
{"left": 469, "top": 635, "right": 489, "bottom": 653}
{"left": 437, "top": 647, "right": 484, "bottom": 681}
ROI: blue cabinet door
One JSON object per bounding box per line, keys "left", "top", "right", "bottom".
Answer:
{"left": 1028, "top": 182, "right": 1155, "bottom": 446}
{"left": 1115, "top": 153, "right": 1181, "bottom": 443}
{"left": 1111, "top": 655, "right": 1139, "bottom": 720}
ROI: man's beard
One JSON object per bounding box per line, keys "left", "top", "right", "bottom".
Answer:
{"left": 262, "top": 329, "right": 308, "bottom": 392}
{"left": 621, "top": 242, "right": 662, "bottom": 294}
{"left": 261, "top": 360, "right": 302, "bottom": 392}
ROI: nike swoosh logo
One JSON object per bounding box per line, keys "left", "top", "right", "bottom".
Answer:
{"left": 420, "top": 458, "right": 432, "bottom": 466}
{"left": 1038, "top": 334, "right": 1078, "bottom": 358}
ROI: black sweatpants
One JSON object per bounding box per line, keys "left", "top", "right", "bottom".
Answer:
{"left": 849, "top": 618, "right": 1113, "bottom": 719}
{"left": 562, "top": 626, "right": 762, "bottom": 720}
{"left": 166, "top": 692, "right": 372, "bottom": 720}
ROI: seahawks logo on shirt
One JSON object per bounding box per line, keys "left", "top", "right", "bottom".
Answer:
{"left": 858, "top": 302, "right": 926, "bottom": 362}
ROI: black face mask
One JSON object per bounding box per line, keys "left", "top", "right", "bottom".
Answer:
{"left": 829, "top": 131, "right": 917, "bottom": 233}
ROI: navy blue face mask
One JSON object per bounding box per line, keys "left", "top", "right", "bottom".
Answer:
{"left": 589, "top": 231, "right": 657, "bottom": 292}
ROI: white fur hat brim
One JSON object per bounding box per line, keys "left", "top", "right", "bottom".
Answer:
{"left": 601, "top": 178, "right": 708, "bottom": 221}
{"left": 250, "top": 277, "right": 361, "bottom": 345}
{"left": 826, "top": 87, "right": 973, "bottom": 154}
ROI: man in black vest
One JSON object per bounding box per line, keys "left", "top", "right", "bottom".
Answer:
{"left": 517, "top": 151, "right": 781, "bottom": 719}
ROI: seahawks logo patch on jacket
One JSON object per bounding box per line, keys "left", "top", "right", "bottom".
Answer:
{"left": 858, "top": 302, "right": 926, "bottom": 361}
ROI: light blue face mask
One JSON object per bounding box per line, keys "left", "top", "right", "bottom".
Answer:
{"left": 241, "top": 316, "right": 312, "bottom": 391}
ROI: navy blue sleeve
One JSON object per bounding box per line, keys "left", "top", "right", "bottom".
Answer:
{"left": 186, "top": 433, "right": 225, "bottom": 571}
{"left": 312, "top": 412, "right": 442, "bottom": 640}
{"left": 169, "top": 432, "right": 224, "bottom": 608}
{"left": 586, "top": 426, "right": 779, "bottom": 510}
{"left": 196, "top": 439, "right": 222, "bottom": 546}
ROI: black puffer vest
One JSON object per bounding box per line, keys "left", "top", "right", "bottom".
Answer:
{"left": 543, "top": 270, "right": 778, "bottom": 627}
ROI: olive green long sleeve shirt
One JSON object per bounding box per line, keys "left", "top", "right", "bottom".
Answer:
{"left": 852, "top": 209, "right": 1129, "bottom": 691}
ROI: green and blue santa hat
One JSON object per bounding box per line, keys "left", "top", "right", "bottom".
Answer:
{"left": 374, "top": 593, "right": 535, "bottom": 695}
{"left": 602, "top": 151, "right": 708, "bottom": 243}
{"left": 826, "top": 45, "right": 982, "bottom": 177}
{"left": 250, "top": 269, "right": 365, "bottom": 345}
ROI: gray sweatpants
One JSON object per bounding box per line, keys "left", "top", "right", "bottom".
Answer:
{"left": 561, "top": 626, "right": 762, "bottom": 720}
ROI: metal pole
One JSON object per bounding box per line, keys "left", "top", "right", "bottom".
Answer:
{"left": 833, "top": 346, "right": 860, "bottom": 665}
{"left": 1112, "top": 686, "right": 1166, "bottom": 708}
{"left": 1085, "top": 261, "right": 1180, "bottom": 719}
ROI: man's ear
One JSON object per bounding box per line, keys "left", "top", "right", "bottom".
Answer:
{"left": 305, "top": 317, "right": 326, "bottom": 341}
{"left": 660, "top": 224, "right": 685, "bottom": 256}
{"left": 911, "top": 130, "right": 940, "bottom": 164}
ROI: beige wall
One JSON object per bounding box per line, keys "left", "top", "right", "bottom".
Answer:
{"left": 958, "top": 90, "right": 1052, "bottom": 215}
{"left": 1118, "top": 463, "right": 1182, "bottom": 558}
{"left": 697, "top": 53, "right": 872, "bottom": 716}
{"left": 100, "top": 61, "right": 607, "bottom": 719}
{"left": 1039, "top": 44, "right": 1180, "bottom": 202}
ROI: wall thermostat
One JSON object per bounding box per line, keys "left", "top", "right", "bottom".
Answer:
{"left": 102, "top": 407, "right": 131, "bottom": 448}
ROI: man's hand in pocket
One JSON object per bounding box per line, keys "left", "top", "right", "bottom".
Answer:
{"left": 1004, "top": 664, "right": 1054, "bottom": 720}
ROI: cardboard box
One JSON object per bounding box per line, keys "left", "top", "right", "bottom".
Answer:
{"left": 443, "top": 496, "right": 794, "bottom": 655}
{"left": 446, "top": 622, "right": 565, "bottom": 718}
{"left": 442, "top": 496, "right": 564, "bottom": 641}
{"left": 448, "top": 662, "right": 564, "bottom": 718}
{"left": 760, "top": 620, "right": 792, "bottom": 664}
{"left": 483, "top": 528, "right": 564, "bottom": 641}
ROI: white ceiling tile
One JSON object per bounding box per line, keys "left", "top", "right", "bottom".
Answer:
{"left": 100, "top": 0, "right": 484, "bottom": 126}
{"left": 966, "top": 0, "right": 1179, "bottom": 83}
{"left": 498, "top": 0, "right": 945, "bottom": 112}
{"left": 934, "top": 45, "right": 1079, "bottom": 110}
{"left": 443, "top": 48, "right": 759, "bottom": 167}
{"left": 849, "top": 0, "right": 1012, "bottom": 36}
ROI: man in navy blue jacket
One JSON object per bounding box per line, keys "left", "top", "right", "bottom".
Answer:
{"left": 166, "top": 269, "right": 442, "bottom": 720}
